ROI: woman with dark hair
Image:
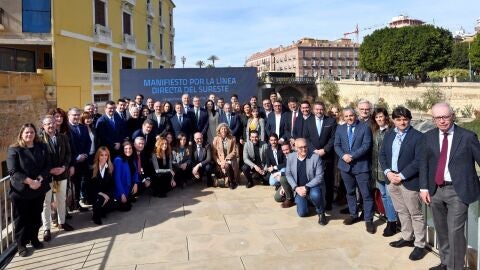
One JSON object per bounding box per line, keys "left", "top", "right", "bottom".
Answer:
{"left": 205, "top": 99, "right": 218, "bottom": 144}
{"left": 113, "top": 141, "right": 139, "bottom": 211}
{"left": 151, "top": 137, "right": 176, "bottom": 197}
{"left": 141, "top": 107, "right": 151, "bottom": 119}
{"left": 163, "top": 101, "right": 174, "bottom": 118}
{"left": 7, "top": 123, "right": 51, "bottom": 257}
{"left": 370, "top": 107, "right": 397, "bottom": 237}
{"left": 91, "top": 147, "right": 115, "bottom": 225}
{"left": 48, "top": 108, "right": 70, "bottom": 135}
{"left": 246, "top": 107, "right": 265, "bottom": 142}
{"left": 239, "top": 103, "right": 252, "bottom": 142}
{"left": 164, "top": 131, "right": 175, "bottom": 148}
{"left": 172, "top": 133, "right": 192, "bottom": 188}
{"left": 80, "top": 111, "right": 97, "bottom": 164}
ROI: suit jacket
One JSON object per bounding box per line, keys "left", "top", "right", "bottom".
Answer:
{"left": 147, "top": 113, "right": 171, "bottom": 137}
{"left": 39, "top": 131, "right": 71, "bottom": 180}
{"left": 7, "top": 143, "right": 51, "bottom": 199}
{"left": 286, "top": 152, "right": 324, "bottom": 190}
{"left": 420, "top": 125, "right": 480, "bottom": 204}
{"left": 283, "top": 110, "right": 300, "bottom": 140}
{"left": 68, "top": 123, "right": 92, "bottom": 167}
{"left": 243, "top": 141, "right": 268, "bottom": 169}
{"left": 245, "top": 118, "right": 265, "bottom": 141}
{"left": 218, "top": 113, "right": 242, "bottom": 140}
{"left": 334, "top": 121, "right": 372, "bottom": 174}
{"left": 113, "top": 156, "right": 139, "bottom": 200}
{"left": 212, "top": 136, "right": 238, "bottom": 164}
{"left": 304, "top": 116, "right": 337, "bottom": 160}
{"left": 95, "top": 114, "right": 127, "bottom": 151}
{"left": 379, "top": 127, "right": 423, "bottom": 191}
{"left": 191, "top": 143, "right": 212, "bottom": 167}
{"left": 265, "top": 146, "right": 286, "bottom": 171}
{"left": 132, "top": 129, "right": 156, "bottom": 154}
{"left": 115, "top": 110, "right": 128, "bottom": 122}
{"left": 265, "top": 112, "right": 288, "bottom": 140}
{"left": 191, "top": 107, "right": 209, "bottom": 138}
{"left": 170, "top": 113, "right": 193, "bottom": 141}
{"left": 292, "top": 114, "right": 312, "bottom": 139}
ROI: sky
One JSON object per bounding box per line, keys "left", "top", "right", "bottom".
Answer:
{"left": 173, "top": 0, "right": 480, "bottom": 68}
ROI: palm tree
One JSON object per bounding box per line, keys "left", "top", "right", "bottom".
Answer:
{"left": 207, "top": 55, "right": 219, "bottom": 67}
{"left": 195, "top": 60, "right": 205, "bottom": 68}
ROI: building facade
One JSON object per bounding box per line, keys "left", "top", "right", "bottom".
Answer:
{"left": 0, "top": 0, "right": 176, "bottom": 109}
{"left": 388, "top": 15, "right": 424, "bottom": 28}
{"left": 245, "top": 37, "right": 359, "bottom": 79}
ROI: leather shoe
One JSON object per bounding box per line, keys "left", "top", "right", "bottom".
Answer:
{"left": 343, "top": 216, "right": 359, "bottom": 225}
{"left": 246, "top": 182, "right": 254, "bottom": 188}
{"left": 409, "top": 247, "right": 427, "bottom": 261}
{"left": 340, "top": 207, "right": 350, "bottom": 214}
{"left": 43, "top": 230, "right": 51, "bottom": 242}
{"left": 389, "top": 238, "right": 414, "bottom": 248}
{"left": 318, "top": 213, "right": 328, "bottom": 226}
{"left": 31, "top": 239, "right": 44, "bottom": 249}
{"left": 365, "top": 221, "right": 376, "bottom": 234}
{"left": 230, "top": 182, "right": 238, "bottom": 189}
{"left": 59, "top": 222, "right": 74, "bottom": 231}
{"left": 18, "top": 245, "right": 30, "bottom": 257}
{"left": 429, "top": 263, "right": 447, "bottom": 270}
{"left": 281, "top": 200, "right": 295, "bottom": 208}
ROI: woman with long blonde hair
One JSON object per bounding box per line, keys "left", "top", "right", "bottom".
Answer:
{"left": 90, "top": 147, "right": 115, "bottom": 225}
{"left": 150, "top": 137, "right": 176, "bottom": 197}
{"left": 211, "top": 123, "right": 238, "bottom": 189}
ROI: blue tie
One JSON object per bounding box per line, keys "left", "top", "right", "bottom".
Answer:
{"left": 316, "top": 118, "right": 322, "bottom": 137}
{"left": 347, "top": 125, "right": 354, "bottom": 150}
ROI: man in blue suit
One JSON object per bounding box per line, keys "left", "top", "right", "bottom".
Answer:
{"left": 192, "top": 96, "right": 209, "bottom": 140}
{"left": 218, "top": 103, "right": 242, "bottom": 142}
{"left": 420, "top": 103, "right": 480, "bottom": 270}
{"left": 334, "top": 107, "right": 375, "bottom": 233}
{"left": 95, "top": 100, "right": 127, "bottom": 155}
{"left": 286, "top": 138, "right": 327, "bottom": 225}
{"left": 380, "top": 106, "right": 426, "bottom": 261}
{"left": 170, "top": 102, "right": 193, "bottom": 141}
{"left": 265, "top": 101, "right": 288, "bottom": 143}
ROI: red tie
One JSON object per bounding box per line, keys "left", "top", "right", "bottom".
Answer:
{"left": 434, "top": 132, "right": 449, "bottom": 186}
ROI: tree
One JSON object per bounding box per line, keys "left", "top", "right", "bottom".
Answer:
{"left": 470, "top": 35, "right": 480, "bottom": 70}
{"left": 207, "top": 55, "right": 219, "bottom": 67}
{"left": 195, "top": 60, "right": 205, "bottom": 68}
{"left": 405, "top": 84, "right": 445, "bottom": 112}
{"left": 359, "top": 25, "right": 453, "bottom": 79}
{"left": 319, "top": 79, "right": 340, "bottom": 106}
{"left": 449, "top": 42, "right": 469, "bottom": 69}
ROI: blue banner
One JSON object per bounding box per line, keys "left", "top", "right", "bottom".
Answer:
{"left": 120, "top": 67, "right": 258, "bottom": 103}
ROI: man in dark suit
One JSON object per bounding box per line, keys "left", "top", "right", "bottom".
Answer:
{"left": 334, "top": 107, "right": 375, "bottom": 233}
{"left": 304, "top": 101, "right": 337, "bottom": 210}
{"left": 283, "top": 97, "right": 300, "bottom": 143}
{"left": 266, "top": 133, "right": 286, "bottom": 187}
{"left": 286, "top": 138, "right": 327, "bottom": 225}
{"left": 260, "top": 98, "right": 273, "bottom": 119}
{"left": 132, "top": 119, "right": 156, "bottom": 155}
{"left": 380, "top": 106, "right": 426, "bottom": 261}
{"left": 147, "top": 101, "right": 171, "bottom": 137}
{"left": 181, "top": 93, "right": 194, "bottom": 117}
{"left": 68, "top": 107, "right": 92, "bottom": 212}
{"left": 292, "top": 101, "right": 312, "bottom": 139}
{"left": 218, "top": 103, "right": 242, "bottom": 142}
{"left": 192, "top": 96, "right": 209, "bottom": 139}
{"left": 420, "top": 103, "right": 480, "bottom": 270}
{"left": 115, "top": 98, "right": 128, "bottom": 121}
{"left": 191, "top": 132, "right": 214, "bottom": 186}
{"left": 265, "top": 101, "right": 288, "bottom": 143}
{"left": 170, "top": 102, "right": 193, "bottom": 141}
{"left": 272, "top": 142, "right": 295, "bottom": 208}
{"left": 241, "top": 130, "right": 268, "bottom": 188}
{"left": 96, "top": 101, "right": 127, "bottom": 155}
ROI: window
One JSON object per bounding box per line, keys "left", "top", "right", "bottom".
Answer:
{"left": 121, "top": 56, "right": 133, "bottom": 69}
{"left": 169, "top": 11, "right": 173, "bottom": 28}
{"left": 147, "top": 60, "right": 153, "bottom": 69}
{"left": 22, "top": 0, "right": 51, "bottom": 33}
{"left": 43, "top": 52, "right": 52, "bottom": 69}
{"left": 158, "top": 0, "right": 162, "bottom": 17}
{"left": 94, "top": 0, "right": 106, "bottom": 26}
{"left": 170, "top": 41, "right": 173, "bottom": 59}
{"left": 92, "top": 51, "right": 108, "bottom": 73}
{"left": 160, "top": 33, "right": 163, "bottom": 52}
{"left": 147, "top": 24, "right": 152, "bottom": 43}
{"left": 122, "top": 12, "right": 131, "bottom": 34}
{"left": 93, "top": 93, "right": 110, "bottom": 103}
{"left": 0, "top": 47, "right": 35, "bottom": 72}
{"left": 159, "top": 65, "right": 164, "bottom": 69}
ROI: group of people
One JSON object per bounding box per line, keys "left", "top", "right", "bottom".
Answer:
{"left": 6, "top": 91, "right": 479, "bottom": 270}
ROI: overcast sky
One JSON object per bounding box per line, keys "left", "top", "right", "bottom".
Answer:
{"left": 173, "top": 0, "right": 480, "bottom": 67}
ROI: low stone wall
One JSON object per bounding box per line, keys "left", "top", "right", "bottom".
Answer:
{"left": 0, "top": 71, "right": 50, "bottom": 176}
{"left": 335, "top": 80, "right": 480, "bottom": 113}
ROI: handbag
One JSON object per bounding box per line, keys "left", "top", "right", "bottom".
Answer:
{"left": 373, "top": 187, "right": 385, "bottom": 215}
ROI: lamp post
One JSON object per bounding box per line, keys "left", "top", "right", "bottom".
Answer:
{"left": 181, "top": 56, "right": 186, "bottom": 68}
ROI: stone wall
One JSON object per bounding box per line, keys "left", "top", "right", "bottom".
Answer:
{"left": 0, "top": 71, "right": 50, "bottom": 176}
{"left": 334, "top": 80, "right": 480, "bottom": 113}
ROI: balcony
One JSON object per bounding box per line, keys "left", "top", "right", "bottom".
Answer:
{"left": 147, "top": 2, "right": 155, "bottom": 17}
{"left": 92, "top": 72, "right": 111, "bottom": 84}
{"left": 123, "top": 34, "right": 136, "bottom": 51}
{"left": 170, "top": 27, "right": 175, "bottom": 36}
{"left": 171, "top": 55, "right": 176, "bottom": 65}
{"left": 122, "top": 0, "right": 135, "bottom": 6}
{"left": 147, "top": 42, "right": 156, "bottom": 57}
{"left": 93, "top": 24, "right": 112, "bottom": 44}
{"left": 159, "top": 52, "right": 167, "bottom": 61}
{"left": 160, "top": 18, "right": 166, "bottom": 29}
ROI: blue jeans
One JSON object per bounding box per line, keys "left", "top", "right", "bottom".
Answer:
{"left": 341, "top": 171, "right": 374, "bottom": 221}
{"left": 376, "top": 181, "right": 397, "bottom": 222}
{"left": 294, "top": 185, "right": 324, "bottom": 217}
{"left": 269, "top": 168, "right": 285, "bottom": 186}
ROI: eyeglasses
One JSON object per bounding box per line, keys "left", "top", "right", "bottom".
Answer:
{"left": 433, "top": 115, "right": 452, "bottom": 121}
{"left": 297, "top": 146, "right": 307, "bottom": 149}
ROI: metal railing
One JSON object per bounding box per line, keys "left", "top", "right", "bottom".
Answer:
{"left": 0, "top": 176, "right": 15, "bottom": 268}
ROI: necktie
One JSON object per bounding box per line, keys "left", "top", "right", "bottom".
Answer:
{"left": 195, "top": 109, "right": 200, "bottom": 124}
{"left": 316, "top": 118, "right": 322, "bottom": 137}
{"left": 137, "top": 155, "right": 142, "bottom": 173}
{"left": 273, "top": 150, "right": 278, "bottom": 165}
{"left": 292, "top": 111, "right": 296, "bottom": 131}
{"left": 434, "top": 132, "right": 449, "bottom": 186}
{"left": 51, "top": 136, "right": 57, "bottom": 146}
{"left": 179, "top": 115, "right": 182, "bottom": 125}
{"left": 227, "top": 114, "right": 231, "bottom": 126}
{"left": 347, "top": 125, "right": 354, "bottom": 150}
{"left": 74, "top": 125, "right": 81, "bottom": 135}
{"left": 110, "top": 117, "right": 115, "bottom": 128}
{"left": 197, "top": 146, "right": 201, "bottom": 159}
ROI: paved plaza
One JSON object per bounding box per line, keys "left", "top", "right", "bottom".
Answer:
{"left": 8, "top": 183, "right": 440, "bottom": 270}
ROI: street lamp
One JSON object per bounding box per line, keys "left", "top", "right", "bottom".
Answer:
{"left": 181, "top": 56, "right": 186, "bottom": 68}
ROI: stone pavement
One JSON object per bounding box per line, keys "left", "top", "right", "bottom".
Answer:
{"left": 7, "top": 183, "right": 440, "bottom": 270}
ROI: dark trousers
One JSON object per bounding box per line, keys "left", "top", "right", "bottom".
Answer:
{"left": 274, "top": 176, "right": 294, "bottom": 202}
{"left": 341, "top": 171, "right": 374, "bottom": 221}
{"left": 323, "top": 160, "right": 335, "bottom": 208}
{"left": 216, "top": 163, "right": 236, "bottom": 185}
{"left": 92, "top": 193, "right": 115, "bottom": 220}
{"left": 174, "top": 166, "right": 192, "bottom": 186}
{"left": 294, "top": 185, "right": 325, "bottom": 217}
{"left": 151, "top": 172, "right": 173, "bottom": 196}
{"left": 431, "top": 185, "right": 468, "bottom": 270}
{"left": 11, "top": 194, "right": 45, "bottom": 246}
{"left": 196, "top": 163, "right": 214, "bottom": 185}
{"left": 241, "top": 164, "right": 266, "bottom": 184}
{"left": 73, "top": 161, "right": 90, "bottom": 204}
